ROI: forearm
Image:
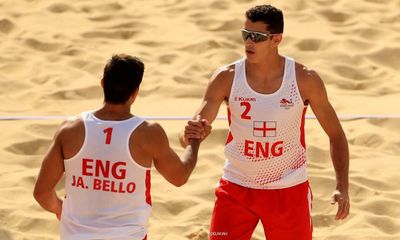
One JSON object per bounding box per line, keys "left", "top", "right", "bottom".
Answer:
{"left": 181, "top": 139, "right": 201, "bottom": 180}
{"left": 330, "top": 134, "right": 349, "bottom": 192}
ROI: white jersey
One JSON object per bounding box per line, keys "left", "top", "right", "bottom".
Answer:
{"left": 223, "top": 57, "right": 308, "bottom": 189}
{"left": 61, "top": 111, "right": 151, "bottom": 240}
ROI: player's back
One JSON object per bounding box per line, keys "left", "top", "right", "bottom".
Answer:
{"left": 61, "top": 111, "right": 151, "bottom": 240}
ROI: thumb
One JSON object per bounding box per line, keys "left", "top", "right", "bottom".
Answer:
{"left": 330, "top": 195, "right": 336, "bottom": 205}
{"left": 331, "top": 190, "right": 340, "bottom": 205}
{"left": 201, "top": 119, "right": 211, "bottom": 126}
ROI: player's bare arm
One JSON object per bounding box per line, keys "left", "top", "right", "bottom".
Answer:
{"left": 182, "top": 65, "right": 235, "bottom": 147}
{"left": 33, "top": 119, "right": 77, "bottom": 220}
{"left": 140, "top": 122, "right": 201, "bottom": 187}
{"left": 297, "top": 63, "right": 350, "bottom": 220}
{"left": 195, "top": 65, "right": 235, "bottom": 122}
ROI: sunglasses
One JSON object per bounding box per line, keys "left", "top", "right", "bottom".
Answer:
{"left": 241, "top": 29, "right": 278, "bottom": 42}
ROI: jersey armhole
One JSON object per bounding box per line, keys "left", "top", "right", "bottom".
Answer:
{"left": 293, "top": 60, "right": 309, "bottom": 107}
{"left": 126, "top": 119, "right": 152, "bottom": 170}
{"left": 226, "top": 59, "right": 242, "bottom": 103}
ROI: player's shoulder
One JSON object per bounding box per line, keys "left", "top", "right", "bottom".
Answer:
{"left": 131, "top": 120, "right": 168, "bottom": 150}
{"left": 58, "top": 115, "right": 83, "bottom": 132}
{"left": 294, "top": 61, "right": 327, "bottom": 102}
{"left": 139, "top": 120, "right": 161, "bottom": 130}
{"left": 295, "top": 61, "right": 320, "bottom": 80}
{"left": 294, "top": 61, "right": 324, "bottom": 87}
{"left": 54, "top": 115, "right": 84, "bottom": 141}
{"left": 211, "top": 62, "right": 236, "bottom": 82}
{"left": 135, "top": 120, "right": 166, "bottom": 138}
{"left": 216, "top": 62, "right": 236, "bottom": 75}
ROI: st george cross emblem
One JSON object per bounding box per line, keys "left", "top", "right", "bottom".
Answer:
{"left": 253, "top": 121, "right": 277, "bottom": 137}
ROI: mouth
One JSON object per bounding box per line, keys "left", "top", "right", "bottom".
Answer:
{"left": 246, "top": 49, "right": 255, "bottom": 54}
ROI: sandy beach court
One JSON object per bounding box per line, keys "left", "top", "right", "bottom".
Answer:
{"left": 0, "top": 0, "right": 399, "bottom": 239}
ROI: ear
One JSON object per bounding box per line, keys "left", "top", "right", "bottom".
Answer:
{"left": 132, "top": 88, "right": 139, "bottom": 99}
{"left": 100, "top": 79, "right": 104, "bottom": 88}
{"left": 128, "top": 88, "right": 139, "bottom": 104}
{"left": 274, "top": 34, "right": 283, "bottom": 45}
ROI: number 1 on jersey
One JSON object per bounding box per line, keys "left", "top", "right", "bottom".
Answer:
{"left": 103, "top": 127, "right": 113, "bottom": 144}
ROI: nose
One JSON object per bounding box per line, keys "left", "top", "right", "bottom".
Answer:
{"left": 245, "top": 33, "right": 258, "bottom": 43}
{"left": 244, "top": 35, "right": 252, "bottom": 42}
{"left": 245, "top": 38, "right": 255, "bottom": 47}
{"left": 244, "top": 37, "right": 255, "bottom": 46}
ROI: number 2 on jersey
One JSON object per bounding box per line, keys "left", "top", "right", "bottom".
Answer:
{"left": 240, "top": 101, "right": 251, "bottom": 120}
{"left": 103, "top": 127, "right": 113, "bottom": 144}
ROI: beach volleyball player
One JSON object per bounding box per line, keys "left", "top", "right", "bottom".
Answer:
{"left": 183, "top": 4, "right": 350, "bottom": 240}
{"left": 33, "top": 54, "right": 209, "bottom": 240}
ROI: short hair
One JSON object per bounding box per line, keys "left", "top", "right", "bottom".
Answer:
{"left": 102, "top": 54, "right": 144, "bottom": 104}
{"left": 245, "top": 5, "right": 284, "bottom": 34}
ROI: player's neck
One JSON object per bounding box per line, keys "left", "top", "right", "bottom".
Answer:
{"left": 94, "top": 102, "right": 133, "bottom": 121}
{"left": 246, "top": 54, "right": 284, "bottom": 79}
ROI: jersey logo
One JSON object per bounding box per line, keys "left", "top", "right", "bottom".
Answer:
{"left": 280, "top": 98, "right": 294, "bottom": 109}
{"left": 253, "top": 121, "right": 276, "bottom": 137}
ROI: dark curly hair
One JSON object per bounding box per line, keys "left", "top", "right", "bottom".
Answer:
{"left": 246, "top": 5, "right": 284, "bottom": 34}
{"left": 102, "top": 54, "right": 145, "bottom": 104}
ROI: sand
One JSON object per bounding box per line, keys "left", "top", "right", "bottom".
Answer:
{"left": 0, "top": 0, "right": 399, "bottom": 239}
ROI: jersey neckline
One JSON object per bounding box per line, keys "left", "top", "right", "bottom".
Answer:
{"left": 242, "top": 56, "right": 288, "bottom": 97}
{"left": 88, "top": 111, "right": 137, "bottom": 123}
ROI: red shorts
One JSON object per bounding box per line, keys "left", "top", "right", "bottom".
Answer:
{"left": 209, "top": 179, "right": 313, "bottom": 240}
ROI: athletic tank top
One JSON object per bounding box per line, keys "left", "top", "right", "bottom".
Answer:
{"left": 61, "top": 111, "right": 151, "bottom": 240}
{"left": 223, "top": 57, "right": 308, "bottom": 189}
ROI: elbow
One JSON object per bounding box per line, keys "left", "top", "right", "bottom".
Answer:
{"left": 33, "top": 187, "right": 47, "bottom": 204}
{"left": 171, "top": 176, "right": 189, "bottom": 187}
{"left": 33, "top": 189, "right": 42, "bottom": 203}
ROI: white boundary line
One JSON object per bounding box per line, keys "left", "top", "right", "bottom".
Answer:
{"left": 0, "top": 114, "right": 399, "bottom": 121}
